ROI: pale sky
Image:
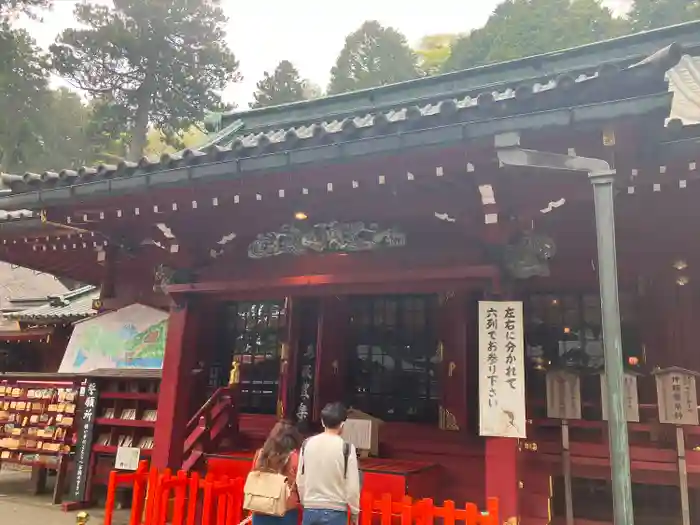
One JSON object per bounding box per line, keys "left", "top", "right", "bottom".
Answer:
{"left": 19, "top": 0, "right": 632, "bottom": 108}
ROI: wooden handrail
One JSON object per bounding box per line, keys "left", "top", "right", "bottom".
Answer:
{"left": 182, "top": 386, "right": 238, "bottom": 472}
{"left": 187, "top": 386, "right": 231, "bottom": 429}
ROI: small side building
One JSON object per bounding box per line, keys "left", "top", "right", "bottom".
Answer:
{"left": 1, "top": 283, "right": 99, "bottom": 373}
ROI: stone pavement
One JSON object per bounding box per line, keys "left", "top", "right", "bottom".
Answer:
{"left": 0, "top": 467, "right": 129, "bottom": 525}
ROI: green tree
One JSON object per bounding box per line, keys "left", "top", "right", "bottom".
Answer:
{"left": 51, "top": 0, "right": 240, "bottom": 161}
{"left": 328, "top": 20, "right": 420, "bottom": 95}
{"left": 32, "top": 88, "right": 96, "bottom": 171}
{"left": 0, "top": 31, "right": 99, "bottom": 174}
{"left": 302, "top": 80, "right": 323, "bottom": 100}
{"left": 250, "top": 60, "right": 307, "bottom": 109}
{"left": 415, "top": 34, "right": 459, "bottom": 75}
{"left": 444, "top": 0, "right": 625, "bottom": 72}
{"left": 628, "top": 0, "right": 700, "bottom": 32}
{"left": 0, "top": 0, "right": 49, "bottom": 22}
{"left": 0, "top": 29, "right": 48, "bottom": 172}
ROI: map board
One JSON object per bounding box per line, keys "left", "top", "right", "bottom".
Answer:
{"left": 59, "top": 304, "right": 168, "bottom": 373}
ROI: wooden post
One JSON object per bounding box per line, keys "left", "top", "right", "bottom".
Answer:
{"left": 153, "top": 297, "right": 201, "bottom": 469}
{"left": 653, "top": 367, "right": 700, "bottom": 525}
{"left": 561, "top": 420, "right": 574, "bottom": 525}
{"left": 485, "top": 437, "right": 518, "bottom": 522}
{"left": 677, "top": 426, "right": 690, "bottom": 525}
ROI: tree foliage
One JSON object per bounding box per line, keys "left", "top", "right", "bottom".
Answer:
{"left": 0, "top": 28, "right": 100, "bottom": 173}
{"left": 302, "top": 80, "right": 323, "bottom": 100}
{"left": 0, "top": 0, "right": 49, "bottom": 22}
{"left": 628, "top": 0, "right": 700, "bottom": 32}
{"left": 328, "top": 20, "right": 420, "bottom": 95}
{"left": 50, "top": 0, "right": 240, "bottom": 161}
{"left": 415, "top": 34, "right": 459, "bottom": 75}
{"left": 0, "top": 29, "right": 48, "bottom": 171}
{"left": 444, "top": 0, "right": 625, "bottom": 72}
{"left": 250, "top": 60, "right": 306, "bottom": 109}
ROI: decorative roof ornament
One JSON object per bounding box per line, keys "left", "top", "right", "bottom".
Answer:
{"left": 248, "top": 221, "right": 406, "bottom": 259}
{"left": 502, "top": 231, "right": 556, "bottom": 279}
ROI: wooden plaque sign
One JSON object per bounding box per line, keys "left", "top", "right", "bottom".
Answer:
{"left": 345, "top": 409, "right": 382, "bottom": 456}
{"left": 478, "top": 301, "right": 526, "bottom": 438}
{"left": 546, "top": 370, "right": 582, "bottom": 420}
{"left": 600, "top": 372, "right": 640, "bottom": 423}
{"left": 653, "top": 367, "right": 699, "bottom": 426}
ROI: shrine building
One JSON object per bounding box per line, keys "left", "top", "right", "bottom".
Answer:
{"left": 2, "top": 21, "right": 700, "bottom": 525}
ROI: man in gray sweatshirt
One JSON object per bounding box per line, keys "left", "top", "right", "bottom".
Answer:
{"left": 297, "top": 403, "right": 361, "bottom": 525}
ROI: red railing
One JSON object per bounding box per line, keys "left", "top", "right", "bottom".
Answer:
{"left": 183, "top": 387, "right": 238, "bottom": 472}
{"left": 105, "top": 462, "right": 499, "bottom": 525}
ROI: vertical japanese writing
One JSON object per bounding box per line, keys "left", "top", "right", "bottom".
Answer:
{"left": 486, "top": 307, "right": 498, "bottom": 408}
{"left": 479, "top": 301, "right": 526, "bottom": 438}
{"left": 70, "top": 379, "right": 98, "bottom": 502}
{"left": 504, "top": 306, "right": 518, "bottom": 391}
{"left": 672, "top": 374, "right": 683, "bottom": 422}
{"left": 296, "top": 344, "right": 315, "bottom": 423}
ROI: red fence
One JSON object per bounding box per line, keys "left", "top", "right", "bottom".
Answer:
{"left": 105, "top": 462, "right": 499, "bottom": 525}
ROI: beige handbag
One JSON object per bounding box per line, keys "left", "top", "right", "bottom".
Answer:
{"left": 243, "top": 455, "right": 292, "bottom": 517}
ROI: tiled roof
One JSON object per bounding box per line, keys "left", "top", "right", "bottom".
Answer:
{"left": 669, "top": 55, "right": 700, "bottom": 124}
{"left": 217, "top": 20, "right": 700, "bottom": 134}
{"left": 0, "top": 263, "right": 69, "bottom": 309}
{"left": 0, "top": 209, "right": 33, "bottom": 222}
{"left": 0, "top": 41, "right": 687, "bottom": 209}
{"left": 5, "top": 286, "right": 98, "bottom": 323}
{"left": 84, "top": 368, "right": 161, "bottom": 379}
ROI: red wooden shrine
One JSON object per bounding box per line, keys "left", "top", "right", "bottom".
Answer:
{"left": 1, "top": 22, "right": 700, "bottom": 524}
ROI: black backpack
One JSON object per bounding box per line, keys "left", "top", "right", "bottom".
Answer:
{"left": 300, "top": 439, "right": 351, "bottom": 479}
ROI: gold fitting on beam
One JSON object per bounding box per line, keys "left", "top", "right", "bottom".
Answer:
{"left": 523, "top": 442, "right": 538, "bottom": 451}
{"left": 76, "top": 511, "right": 90, "bottom": 524}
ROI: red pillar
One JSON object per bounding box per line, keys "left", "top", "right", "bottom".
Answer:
{"left": 485, "top": 437, "right": 519, "bottom": 523}
{"left": 152, "top": 297, "right": 200, "bottom": 469}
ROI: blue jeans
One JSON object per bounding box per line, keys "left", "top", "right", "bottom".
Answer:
{"left": 253, "top": 509, "right": 299, "bottom": 525}
{"left": 302, "top": 509, "right": 348, "bottom": 525}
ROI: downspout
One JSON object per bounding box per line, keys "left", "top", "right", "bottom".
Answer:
{"left": 495, "top": 131, "right": 634, "bottom": 525}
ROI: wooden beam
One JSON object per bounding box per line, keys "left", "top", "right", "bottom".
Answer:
{"left": 167, "top": 264, "right": 499, "bottom": 297}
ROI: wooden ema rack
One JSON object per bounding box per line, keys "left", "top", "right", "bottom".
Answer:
{"left": 0, "top": 376, "right": 80, "bottom": 503}
{"left": 64, "top": 370, "right": 161, "bottom": 510}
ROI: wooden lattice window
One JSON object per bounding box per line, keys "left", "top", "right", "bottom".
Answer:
{"left": 347, "top": 295, "right": 439, "bottom": 422}
{"left": 223, "top": 301, "right": 285, "bottom": 414}
{"left": 524, "top": 292, "right": 639, "bottom": 370}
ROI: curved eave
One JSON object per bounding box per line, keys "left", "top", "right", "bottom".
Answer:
{"left": 0, "top": 92, "right": 675, "bottom": 212}
{"left": 221, "top": 21, "right": 700, "bottom": 132}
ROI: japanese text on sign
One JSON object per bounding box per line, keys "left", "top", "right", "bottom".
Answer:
{"left": 600, "top": 372, "right": 640, "bottom": 423}
{"left": 546, "top": 371, "right": 582, "bottom": 420}
{"left": 655, "top": 370, "right": 699, "bottom": 426}
{"left": 478, "top": 301, "right": 526, "bottom": 438}
{"left": 296, "top": 344, "right": 316, "bottom": 423}
{"left": 70, "top": 379, "right": 98, "bottom": 502}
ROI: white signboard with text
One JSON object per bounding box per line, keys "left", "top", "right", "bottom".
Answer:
{"left": 115, "top": 446, "right": 140, "bottom": 471}
{"left": 546, "top": 370, "right": 582, "bottom": 420}
{"left": 600, "top": 372, "right": 640, "bottom": 423}
{"left": 478, "top": 301, "right": 527, "bottom": 438}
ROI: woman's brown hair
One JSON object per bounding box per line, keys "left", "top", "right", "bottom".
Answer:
{"left": 256, "top": 420, "right": 302, "bottom": 472}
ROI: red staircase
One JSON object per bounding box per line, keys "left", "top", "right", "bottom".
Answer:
{"left": 182, "top": 386, "right": 239, "bottom": 472}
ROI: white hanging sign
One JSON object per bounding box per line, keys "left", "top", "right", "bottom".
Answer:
{"left": 546, "top": 370, "right": 582, "bottom": 420}
{"left": 600, "top": 372, "right": 640, "bottom": 423}
{"left": 115, "top": 446, "right": 141, "bottom": 471}
{"left": 478, "top": 301, "right": 527, "bottom": 438}
{"left": 654, "top": 368, "right": 699, "bottom": 426}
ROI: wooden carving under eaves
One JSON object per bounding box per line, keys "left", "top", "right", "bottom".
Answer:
{"left": 248, "top": 222, "right": 406, "bottom": 259}
{"left": 502, "top": 231, "right": 556, "bottom": 279}
{"left": 153, "top": 264, "right": 196, "bottom": 294}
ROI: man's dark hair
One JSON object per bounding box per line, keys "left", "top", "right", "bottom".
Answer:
{"left": 320, "top": 402, "right": 347, "bottom": 429}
